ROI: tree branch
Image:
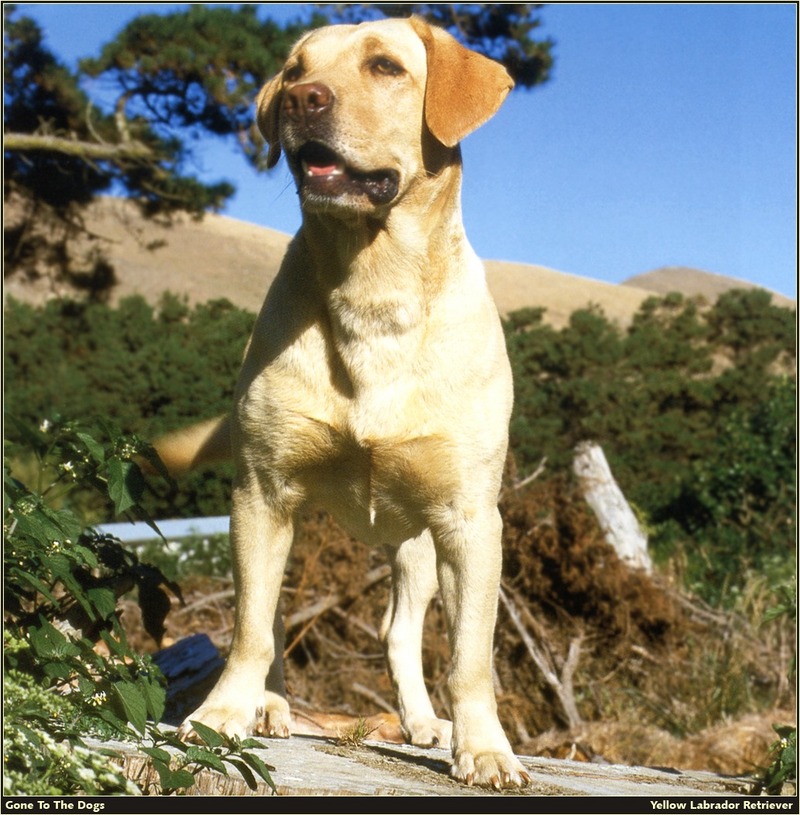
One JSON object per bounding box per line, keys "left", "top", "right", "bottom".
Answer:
{"left": 4, "top": 132, "right": 153, "bottom": 161}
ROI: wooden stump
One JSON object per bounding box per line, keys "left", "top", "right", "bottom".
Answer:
{"left": 573, "top": 442, "right": 652, "bottom": 573}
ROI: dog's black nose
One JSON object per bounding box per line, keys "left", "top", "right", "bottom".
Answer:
{"left": 284, "top": 82, "right": 334, "bottom": 124}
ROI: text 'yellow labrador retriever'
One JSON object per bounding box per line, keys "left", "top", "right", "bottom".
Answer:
{"left": 156, "top": 16, "right": 528, "bottom": 789}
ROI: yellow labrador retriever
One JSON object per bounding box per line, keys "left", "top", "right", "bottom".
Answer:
{"left": 159, "top": 16, "right": 527, "bottom": 789}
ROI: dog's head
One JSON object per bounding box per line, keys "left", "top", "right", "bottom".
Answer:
{"left": 256, "top": 17, "right": 513, "bottom": 217}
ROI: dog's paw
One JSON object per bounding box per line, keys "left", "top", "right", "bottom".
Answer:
{"left": 405, "top": 716, "right": 453, "bottom": 750}
{"left": 451, "top": 749, "right": 531, "bottom": 790}
{"left": 177, "top": 702, "right": 254, "bottom": 743}
{"left": 254, "top": 690, "right": 291, "bottom": 739}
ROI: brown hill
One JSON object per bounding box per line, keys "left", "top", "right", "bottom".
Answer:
{"left": 5, "top": 198, "right": 792, "bottom": 325}
{"left": 625, "top": 266, "right": 795, "bottom": 309}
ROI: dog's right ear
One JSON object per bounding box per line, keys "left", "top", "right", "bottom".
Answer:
{"left": 256, "top": 73, "right": 283, "bottom": 169}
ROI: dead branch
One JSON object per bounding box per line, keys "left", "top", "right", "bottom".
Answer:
{"left": 331, "top": 606, "right": 380, "bottom": 641}
{"left": 172, "top": 589, "right": 235, "bottom": 618}
{"left": 501, "top": 456, "right": 547, "bottom": 498}
{"left": 352, "top": 682, "right": 395, "bottom": 714}
{"left": 498, "top": 586, "right": 584, "bottom": 728}
{"left": 285, "top": 565, "right": 390, "bottom": 631}
{"left": 283, "top": 565, "right": 391, "bottom": 658}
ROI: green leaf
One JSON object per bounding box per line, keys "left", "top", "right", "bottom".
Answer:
{"left": 225, "top": 757, "right": 258, "bottom": 791}
{"left": 152, "top": 727, "right": 190, "bottom": 751}
{"left": 185, "top": 745, "right": 228, "bottom": 774}
{"left": 86, "top": 586, "right": 118, "bottom": 620}
{"left": 112, "top": 681, "right": 148, "bottom": 735}
{"left": 29, "top": 620, "right": 81, "bottom": 660}
{"left": 140, "top": 746, "right": 172, "bottom": 764}
{"left": 71, "top": 543, "right": 99, "bottom": 570}
{"left": 107, "top": 458, "right": 144, "bottom": 515}
{"left": 98, "top": 628, "right": 128, "bottom": 657}
{"left": 76, "top": 431, "right": 106, "bottom": 463}
{"left": 152, "top": 759, "right": 196, "bottom": 793}
{"left": 187, "top": 720, "right": 225, "bottom": 748}
{"left": 77, "top": 676, "right": 95, "bottom": 697}
{"left": 46, "top": 554, "right": 96, "bottom": 620}
{"left": 43, "top": 661, "right": 73, "bottom": 681}
{"left": 7, "top": 568, "right": 60, "bottom": 605}
{"left": 138, "top": 674, "right": 167, "bottom": 723}
{"left": 96, "top": 706, "right": 128, "bottom": 733}
{"left": 241, "top": 751, "right": 276, "bottom": 791}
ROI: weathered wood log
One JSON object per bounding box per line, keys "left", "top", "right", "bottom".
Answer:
{"left": 86, "top": 727, "right": 758, "bottom": 797}
{"left": 573, "top": 441, "right": 652, "bottom": 573}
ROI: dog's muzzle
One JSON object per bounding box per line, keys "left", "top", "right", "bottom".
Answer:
{"left": 282, "top": 82, "right": 400, "bottom": 208}
{"left": 295, "top": 141, "right": 400, "bottom": 207}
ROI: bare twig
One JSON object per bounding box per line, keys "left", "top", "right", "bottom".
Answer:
{"left": 498, "top": 586, "right": 583, "bottom": 728}
{"left": 171, "top": 589, "right": 235, "bottom": 618}
{"left": 501, "top": 456, "right": 547, "bottom": 498}
{"left": 283, "top": 565, "right": 391, "bottom": 658}
{"left": 331, "top": 606, "right": 380, "bottom": 641}
{"left": 285, "top": 565, "right": 390, "bottom": 631}
{"left": 352, "top": 682, "right": 395, "bottom": 714}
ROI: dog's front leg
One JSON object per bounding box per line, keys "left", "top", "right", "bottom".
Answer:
{"left": 381, "top": 533, "right": 453, "bottom": 749}
{"left": 434, "top": 506, "right": 530, "bottom": 789}
{"left": 178, "top": 479, "right": 293, "bottom": 742}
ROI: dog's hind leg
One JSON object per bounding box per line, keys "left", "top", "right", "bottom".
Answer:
{"left": 380, "top": 532, "right": 453, "bottom": 749}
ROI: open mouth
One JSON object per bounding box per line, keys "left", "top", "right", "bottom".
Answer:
{"left": 295, "top": 142, "right": 399, "bottom": 207}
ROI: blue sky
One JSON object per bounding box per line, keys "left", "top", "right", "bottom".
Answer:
{"left": 16, "top": 3, "right": 797, "bottom": 299}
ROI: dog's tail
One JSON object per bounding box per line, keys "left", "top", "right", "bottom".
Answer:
{"left": 147, "top": 415, "right": 232, "bottom": 477}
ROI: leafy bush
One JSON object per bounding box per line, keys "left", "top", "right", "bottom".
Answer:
{"left": 134, "top": 533, "right": 232, "bottom": 583}
{"left": 505, "top": 290, "right": 796, "bottom": 605}
{"left": 3, "top": 418, "right": 274, "bottom": 795}
{"left": 4, "top": 293, "right": 251, "bottom": 521}
{"left": 757, "top": 584, "right": 797, "bottom": 794}
{"left": 3, "top": 657, "right": 141, "bottom": 796}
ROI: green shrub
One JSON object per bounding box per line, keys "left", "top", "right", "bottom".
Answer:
{"left": 4, "top": 293, "right": 253, "bottom": 521}
{"left": 505, "top": 290, "right": 795, "bottom": 605}
{"left": 3, "top": 418, "right": 274, "bottom": 795}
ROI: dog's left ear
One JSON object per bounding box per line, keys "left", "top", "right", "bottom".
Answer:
{"left": 256, "top": 73, "right": 284, "bottom": 169}
{"left": 410, "top": 16, "right": 514, "bottom": 148}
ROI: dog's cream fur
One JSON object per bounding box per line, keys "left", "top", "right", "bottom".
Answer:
{"left": 159, "top": 17, "right": 527, "bottom": 788}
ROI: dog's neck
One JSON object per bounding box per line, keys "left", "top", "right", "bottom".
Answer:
{"left": 301, "top": 159, "right": 465, "bottom": 334}
{"left": 295, "top": 159, "right": 467, "bottom": 396}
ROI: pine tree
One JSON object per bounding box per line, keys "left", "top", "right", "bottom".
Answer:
{"left": 3, "top": 4, "right": 553, "bottom": 295}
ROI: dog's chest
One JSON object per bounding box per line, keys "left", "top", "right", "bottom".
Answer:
{"left": 299, "top": 424, "right": 459, "bottom": 546}
{"left": 255, "top": 354, "right": 458, "bottom": 545}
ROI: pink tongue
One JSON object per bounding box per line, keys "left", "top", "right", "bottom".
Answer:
{"left": 309, "top": 163, "right": 339, "bottom": 176}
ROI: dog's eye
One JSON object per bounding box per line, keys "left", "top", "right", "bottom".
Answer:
{"left": 284, "top": 63, "right": 304, "bottom": 83}
{"left": 369, "top": 56, "right": 405, "bottom": 77}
